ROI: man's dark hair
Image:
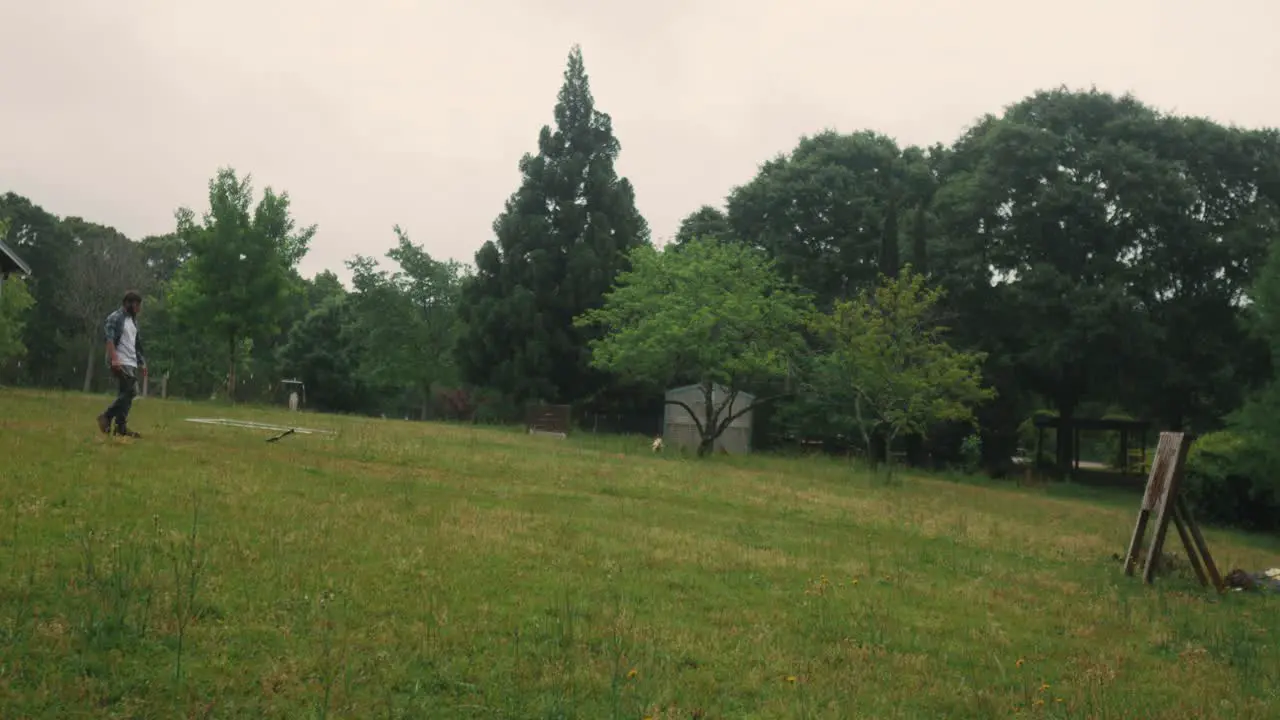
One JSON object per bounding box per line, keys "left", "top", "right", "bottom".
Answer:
{"left": 123, "top": 290, "right": 142, "bottom": 304}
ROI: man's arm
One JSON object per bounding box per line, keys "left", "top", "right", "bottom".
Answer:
{"left": 104, "top": 340, "right": 120, "bottom": 371}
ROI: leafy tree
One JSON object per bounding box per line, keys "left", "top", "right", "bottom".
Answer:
{"left": 277, "top": 295, "right": 367, "bottom": 413}
{"left": 305, "top": 270, "right": 346, "bottom": 307}
{"left": 1122, "top": 119, "right": 1280, "bottom": 431}
{"left": 725, "top": 137, "right": 944, "bottom": 452}
{"left": 259, "top": 269, "right": 350, "bottom": 403}
{"left": 457, "top": 45, "right": 650, "bottom": 405}
{"left": 171, "top": 168, "right": 316, "bottom": 399}
{"left": 143, "top": 290, "right": 229, "bottom": 400}
{"left": 726, "top": 130, "right": 905, "bottom": 309}
{"left": 1185, "top": 227, "right": 1280, "bottom": 530}
{"left": 0, "top": 193, "right": 76, "bottom": 387}
{"left": 575, "top": 237, "right": 812, "bottom": 456}
{"left": 674, "top": 206, "right": 733, "bottom": 246}
{"left": 932, "top": 89, "right": 1172, "bottom": 470}
{"left": 57, "top": 219, "right": 148, "bottom": 391}
{"left": 138, "top": 233, "right": 188, "bottom": 287}
{"left": 132, "top": 230, "right": 226, "bottom": 400}
{"left": 1231, "top": 223, "right": 1280, "bottom": 455}
{"left": 932, "top": 89, "right": 1280, "bottom": 471}
{"left": 348, "top": 226, "right": 465, "bottom": 417}
{"left": 808, "top": 267, "right": 994, "bottom": 462}
{"left": 900, "top": 144, "right": 946, "bottom": 278}
{"left": 0, "top": 275, "right": 34, "bottom": 368}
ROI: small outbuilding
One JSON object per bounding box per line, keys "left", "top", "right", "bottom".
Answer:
{"left": 663, "top": 383, "right": 755, "bottom": 455}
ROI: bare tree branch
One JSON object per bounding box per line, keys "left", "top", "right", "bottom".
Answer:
{"left": 59, "top": 232, "right": 147, "bottom": 390}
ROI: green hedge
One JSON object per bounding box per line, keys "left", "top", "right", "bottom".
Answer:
{"left": 1183, "top": 431, "right": 1280, "bottom": 532}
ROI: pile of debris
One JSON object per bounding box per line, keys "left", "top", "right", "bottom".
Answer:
{"left": 1224, "top": 567, "right": 1280, "bottom": 593}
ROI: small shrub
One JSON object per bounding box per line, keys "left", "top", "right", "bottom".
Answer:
{"left": 959, "top": 432, "right": 982, "bottom": 474}
{"left": 1183, "top": 430, "right": 1280, "bottom": 532}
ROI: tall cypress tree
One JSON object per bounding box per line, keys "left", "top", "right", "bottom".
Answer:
{"left": 457, "top": 45, "right": 650, "bottom": 405}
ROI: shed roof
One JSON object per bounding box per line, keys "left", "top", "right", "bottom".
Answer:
{"left": 0, "top": 237, "right": 32, "bottom": 277}
{"left": 1032, "top": 416, "right": 1150, "bottom": 432}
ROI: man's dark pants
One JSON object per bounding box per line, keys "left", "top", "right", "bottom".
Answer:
{"left": 103, "top": 366, "right": 138, "bottom": 431}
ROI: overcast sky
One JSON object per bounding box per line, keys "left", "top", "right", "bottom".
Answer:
{"left": 2, "top": 0, "right": 1277, "bottom": 285}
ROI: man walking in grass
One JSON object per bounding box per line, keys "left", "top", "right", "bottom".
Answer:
{"left": 96, "top": 290, "right": 147, "bottom": 438}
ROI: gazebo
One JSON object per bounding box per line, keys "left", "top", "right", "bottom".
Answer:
{"left": 1032, "top": 415, "right": 1152, "bottom": 476}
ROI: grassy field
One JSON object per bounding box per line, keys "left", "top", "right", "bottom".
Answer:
{"left": 1, "top": 388, "right": 1278, "bottom": 719}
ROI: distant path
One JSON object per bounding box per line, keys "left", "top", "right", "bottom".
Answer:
{"left": 1011, "top": 457, "right": 1112, "bottom": 471}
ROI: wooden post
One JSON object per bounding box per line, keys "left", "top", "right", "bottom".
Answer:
{"left": 1176, "top": 496, "right": 1223, "bottom": 589}
{"left": 1123, "top": 432, "right": 1223, "bottom": 591}
{"left": 161, "top": 373, "right": 169, "bottom": 399}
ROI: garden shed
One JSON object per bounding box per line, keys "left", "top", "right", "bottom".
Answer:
{"left": 663, "top": 383, "right": 755, "bottom": 455}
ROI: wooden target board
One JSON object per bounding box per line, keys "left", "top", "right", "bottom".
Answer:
{"left": 1122, "top": 432, "right": 1223, "bottom": 590}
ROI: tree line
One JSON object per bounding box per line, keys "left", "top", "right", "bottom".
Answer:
{"left": 3, "top": 46, "right": 1280, "bottom": 529}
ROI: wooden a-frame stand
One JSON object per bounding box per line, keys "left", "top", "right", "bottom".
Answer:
{"left": 1123, "top": 431, "right": 1224, "bottom": 591}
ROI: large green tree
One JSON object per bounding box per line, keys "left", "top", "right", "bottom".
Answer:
{"left": 723, "top": 133, "right": 945, "bottom": 452}
{"left": 456, "top": 45, "right": 650, "bottom": 405}
{"left": 933, "top": 88, "right": 1280, "bottom": 469}
{"left": 575, "top": 237, "right": 812, "bottom": 456}
{"left": 138, "top": 232, "right": 189, "bottom": 288}
{"left": 0, "top": 276, "right": 34, "bottom": 370}
{"left": 347, "top": 226, "right": 465, "bottom": 417}
{"left": 277, "top": 295, "right": 367, "bottom": 413}
{"left": 1122, "top": 119, "right": 1280, "bottom": 430}
{"left": 170, "top": 168, "right": 316, "bottom": 399}
{"left": 134, "top": 231, "right": 227, "bottom": 400}
{"left": 726, "top": 131, "right": 932, "bottom": 309}
{"left": 933, "top": 90, "right": 1166, "bottom": 469}
{"left": 0, "top": 193, "right": 76, "bottom": 387}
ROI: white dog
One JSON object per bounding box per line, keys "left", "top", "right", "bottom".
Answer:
{"left": 651, "top": 436, "right": 664, "bottom": 452}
